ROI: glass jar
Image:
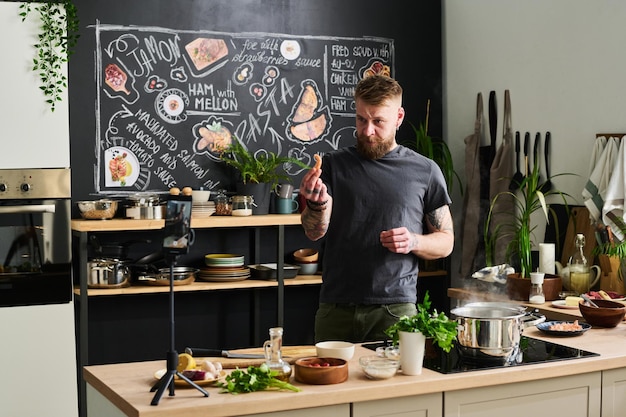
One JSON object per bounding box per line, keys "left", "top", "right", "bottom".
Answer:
{"left": 214, "top": 189, "right": 232, "bottom": 216}
{"left": 569, "top": 233, "right": 590, "bottom": 295}
{"left": 231, "top": 195, "right": 254, "bottom": 216}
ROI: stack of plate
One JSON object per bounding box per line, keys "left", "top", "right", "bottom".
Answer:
{"left": 198, "top": 253, "right": 250, "bottom": 282}
{"left": 192, "top": 201, "right": 216, "bottom": 218}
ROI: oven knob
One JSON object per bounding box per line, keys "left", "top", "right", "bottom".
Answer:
{"left": 20, "top": 183, "right": 31, "bottom": 192}
{"left": 0, "top": 183, "right": 6, "bottom": 193}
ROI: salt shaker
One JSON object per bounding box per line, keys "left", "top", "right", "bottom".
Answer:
{"left": 529, "top": 272, "right": 545, "bottom": 304}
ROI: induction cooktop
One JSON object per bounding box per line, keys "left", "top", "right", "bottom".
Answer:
{"left": 363, "top": 336, "right": 599, "bottom": 374}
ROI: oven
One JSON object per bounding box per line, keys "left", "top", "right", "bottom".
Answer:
{"left": 0, "top": 168, "right": 78, "bottom": 416}
{"left": 0, "top": 168, "right": 72, "bottom": 306}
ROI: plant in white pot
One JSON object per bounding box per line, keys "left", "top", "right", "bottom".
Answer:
{"left": 384, "top": 292, "right": 457, "bottom": 375}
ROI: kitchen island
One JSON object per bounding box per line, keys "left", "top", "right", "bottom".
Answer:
{"left": 85, "top": 322, "right": 626, "bottom": 417}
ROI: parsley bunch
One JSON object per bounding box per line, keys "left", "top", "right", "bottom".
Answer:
{"left": 384, "top": 291, "right": 458, "bottom": 353}
{"left": 217, "top": 363, "right": 301, "bottom": 394}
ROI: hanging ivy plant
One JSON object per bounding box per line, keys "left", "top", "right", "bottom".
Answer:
{"left": 19, "top": 0, "right": 79, "bottom": 112}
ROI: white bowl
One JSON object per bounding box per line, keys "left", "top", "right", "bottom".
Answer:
{"left": 315, "top": 341, "right": 355, "bottom": 361}
{"left": 191, "top": 190, "right": 211, "bottom": 203}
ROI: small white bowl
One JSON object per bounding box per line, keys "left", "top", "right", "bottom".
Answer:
{"left": 191, "top": 190, "right": 211, "bottom": 203}
{"left": 315, "top": 341, "right": 355, "bottom": 361}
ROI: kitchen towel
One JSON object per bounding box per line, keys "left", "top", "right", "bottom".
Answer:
{"left": 488, "top": 90, "right": 515, "bottom": 265}
{"left": 538, "top": 243, "right": 555, "bottom": 275}
{"left": 460, "top": 92, "right": 484, "bottom": 278}
{"left": 602, "top": 138, "right": 626, "bottom": 241}
{"left": 583, "top": 135, "right": 619, "bottom": 222}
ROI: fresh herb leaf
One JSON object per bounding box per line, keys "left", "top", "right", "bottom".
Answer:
{"left": 384, "top": 292, "right": 458, "bottom": 353}
{"left": 217, "top": 363, "right": 301, "bottom": 394}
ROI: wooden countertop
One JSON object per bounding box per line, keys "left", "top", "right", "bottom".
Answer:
{"left": 84, "top": 324, "right": 626, "bottom": 417}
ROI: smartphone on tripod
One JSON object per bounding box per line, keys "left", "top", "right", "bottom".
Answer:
{"left": 162, "top": 196, "right": 193, "bottom": 255}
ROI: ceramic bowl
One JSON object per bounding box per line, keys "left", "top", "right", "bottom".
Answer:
{"left": 358, "top": 355, "right": 399, "bottom": 380}
{"left": 296, "top": 262, "right": 318, "bottom": 275}
{"left": 294, "top": 357, "right": 348, "bottom": 385}
{"left": 579, "top": 299, "right": 626, "bottom": 327}
{"left": 293, "top": 248, "right": 318, "bottom": 263}
{"left": 315, "top": 341, "right": 355, "bottom": 360}
{"left": 191, "top": 189, "right": 211, "bottom": 203}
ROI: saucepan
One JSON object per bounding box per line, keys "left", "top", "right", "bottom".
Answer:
{"left": 450, "top": 302, "right": 545, "bottom": 362}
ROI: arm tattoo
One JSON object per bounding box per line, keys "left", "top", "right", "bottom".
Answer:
{"left": 302, "top": 209, "right": 329, "bottom": 240}
{"left": 426, "top": 206, "right": 452, "bottom": 232}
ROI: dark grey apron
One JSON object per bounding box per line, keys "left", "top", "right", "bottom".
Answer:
{"left": 460, "top": 93, "right": 483, "bottom": 278}
{"left": 488, "top": 90, "right": 515, "bottom": 265}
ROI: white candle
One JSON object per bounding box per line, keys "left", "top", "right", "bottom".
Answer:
{"left": 539, "top": 243, "right": 555, "bottom": 275}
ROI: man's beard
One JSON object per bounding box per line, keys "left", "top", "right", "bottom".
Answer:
{"left": 356, "top": 133, "right": 395, "bottom": 159}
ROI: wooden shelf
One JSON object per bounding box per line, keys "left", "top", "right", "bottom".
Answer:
{"left": 71, "top": 213, "right": 301, "bottom": 232}
{"left": 73, "top": 275, "right": 322, "bottom": 296}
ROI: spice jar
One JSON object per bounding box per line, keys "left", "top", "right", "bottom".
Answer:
{"left": 231, "top": 195, "right": 253, "bottom": 216}
{"left": 214, "top": 189, "right": 231, "bottom": 216}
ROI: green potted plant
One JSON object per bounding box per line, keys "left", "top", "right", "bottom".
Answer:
{"left": 384, "top": 292, "right": 457, "bottom": 375}
{"left": 485, "top": 154, "right": 573, "bottom": 300}
{"left": 219, "top": 136, "right": 308, "bottom": 214}
{"left": 593, "top": 220, "right": 626, "bottom": 294}
{"left": 400, "top": 100, "right": 462, "bottom": 195}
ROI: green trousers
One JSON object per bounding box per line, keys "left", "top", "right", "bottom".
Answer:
{"left": 314, "top": 302, "right": 417, "bottom": 343}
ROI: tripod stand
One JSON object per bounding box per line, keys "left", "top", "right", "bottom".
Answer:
{"left": 150, "top": 253, "right": 209, "bottom": 405}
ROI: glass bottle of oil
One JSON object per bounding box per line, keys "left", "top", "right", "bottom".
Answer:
{"left": 263, "top": 327, "right": 292, "bottom": 381}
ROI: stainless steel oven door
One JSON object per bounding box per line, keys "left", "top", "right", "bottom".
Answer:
{"left": 0, "top": 197, "right": 72, "bottom": 307}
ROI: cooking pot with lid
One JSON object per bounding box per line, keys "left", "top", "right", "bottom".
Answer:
{"left": 125, "top": 193, "right": 165, "bottom": 219}
{"left": 87, "top": 258, "right": 131, "bottom": 287}
{"left": 450, "top": 302, "right": 545, "bottom": 362}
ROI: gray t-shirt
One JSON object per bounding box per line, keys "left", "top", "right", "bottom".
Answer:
{"left": 319, "top": 145, "right": 451, "bottom": 304}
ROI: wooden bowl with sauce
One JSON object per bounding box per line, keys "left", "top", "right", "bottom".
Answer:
{"left": 294, "top": 357, "right": 348, "bottom": 385}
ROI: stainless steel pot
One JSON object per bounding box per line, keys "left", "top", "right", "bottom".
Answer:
{"left": 125, "top": 193, "right": 164, "bottom": 219}
{"left": 87, "top": 258, "right": 130, "bottom": 286}
{"left": 450, "top": 302, "right": 545, "bottom": 361}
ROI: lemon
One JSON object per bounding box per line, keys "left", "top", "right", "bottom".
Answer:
{"left": 177, "top": 353, "right": 196, "bottom": 372}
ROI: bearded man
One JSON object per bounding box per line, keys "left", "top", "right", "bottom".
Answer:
{"left": 299, "top": 75, "right": 454, "bottom": 343}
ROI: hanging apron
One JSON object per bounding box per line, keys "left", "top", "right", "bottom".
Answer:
{"left": 460, "top": 93, "right": 483, "bottom": 278}
{"left": 488, "top": 90, "right": 515, "bottom": 265}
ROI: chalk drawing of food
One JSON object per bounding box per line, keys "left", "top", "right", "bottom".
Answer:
{"left": 185, "top": 38, "right": 229, "bottom": 71}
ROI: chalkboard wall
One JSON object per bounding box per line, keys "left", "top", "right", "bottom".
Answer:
{"left": 68, "top": 0, "right": 442, "bottom": 201}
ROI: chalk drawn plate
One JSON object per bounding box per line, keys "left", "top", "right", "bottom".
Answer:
{"left": 104, "top": 146, "right": 140, "bottom": 187}
{"left": 155, "top": 88, "right": 189, "bottom": 124}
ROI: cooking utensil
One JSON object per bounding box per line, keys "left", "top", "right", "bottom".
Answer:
{"left": 522, "top": 132, "right": 530, "bottom": 182}
{"left": 533, "top": 132, "right": 542, "bottom": 183}
{"left": 184, "top": 347, "right": 267, "bottom": 359}
{"left": 451, "top": 302, "right": 545, "bottom": 361}
{"left": 510, "top": 131, "right": 523, "bottom": 190}
{"left": 540, "top": 131, "right": 553, "bottom": 192}
{"left": 581, "top": 293, "right": 599, "bottom": 308}
{"left": 489, "top": 91, "right": 497, "bottom": 155}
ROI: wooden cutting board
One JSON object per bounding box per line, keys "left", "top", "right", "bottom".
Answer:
{"left": 560, "top": 206, "right": 597, "bottom": 265}
{"left": 194, "top": 345, "right": 317, "bottom": 368}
